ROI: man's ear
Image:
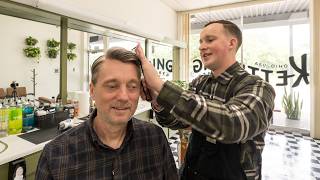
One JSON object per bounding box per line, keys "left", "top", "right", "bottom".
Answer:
{"left": 89, "top": 82, "right": 95, "bottom": 100}
{"left": 229, "top": 37, "right": 238, "bottom": 50}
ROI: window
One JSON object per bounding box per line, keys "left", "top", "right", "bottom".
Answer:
{"left": 189, "top": 0, "right": 310, "bottom": 130}
{"left": 148, "top": 41, "right": 173, "bottom": 81}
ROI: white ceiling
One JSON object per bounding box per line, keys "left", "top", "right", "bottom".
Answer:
{"left": 190, "top": 0, "right": 309, "bottom": 30}
{"left": 161, "top": 0, "right": 309, "bottom": 31}
{"left": 160, "top": 0, "right": 249, "bottom": 11}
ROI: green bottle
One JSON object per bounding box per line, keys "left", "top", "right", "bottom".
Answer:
{"left": 0, "top": 102, "right": 9, "bottom": 137}
{"left": 8, "top": 101, "right": 23, "bottom": 135}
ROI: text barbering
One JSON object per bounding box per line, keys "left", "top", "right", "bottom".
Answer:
{"left": 151, "top": 54, "right": 309, "bottom": 88}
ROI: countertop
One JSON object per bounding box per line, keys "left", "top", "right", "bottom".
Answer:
{"left": 0, "top": 101, "right": 151, "bottom": 165}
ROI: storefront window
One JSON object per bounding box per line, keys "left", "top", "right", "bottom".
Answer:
{"left": 148, "top": 42, "right": 173, "bottom": 81}
{"left": 189, "top": 34, "right": 210, "bottom": 81}
{"left": 242, "top": 25, "right": 290, "bottom": 111}
{"left": 189, "top": 1, "right": 310, "bottom": 130}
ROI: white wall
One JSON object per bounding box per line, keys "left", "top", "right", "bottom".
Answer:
{"left": 0, "top": 14, "right": 82, "bottom": 99}
{"left": 13, "top": 0, "right": 178, "bottom": 41}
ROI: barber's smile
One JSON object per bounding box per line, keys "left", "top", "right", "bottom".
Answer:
{"left": 202, "top": 53, "right": 212, "bottom": 59}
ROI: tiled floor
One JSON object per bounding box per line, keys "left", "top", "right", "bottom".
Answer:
{"left": 168, "top": 129, "right": 320, "bottom": 180}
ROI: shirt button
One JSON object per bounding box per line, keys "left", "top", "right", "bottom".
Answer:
{"left": 194, "top": 171, "right": 198, "bottom": 175}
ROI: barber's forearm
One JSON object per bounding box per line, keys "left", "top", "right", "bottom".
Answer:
{"left": 153, "top": 77, "right": 165, "bottom": 93}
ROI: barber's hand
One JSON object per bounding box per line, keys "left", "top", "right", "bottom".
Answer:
{"left": 135, "top": 43, "right": 164, "bottom": 93}
{"left": 140, "top": 79, "right": 163, "bottom": 111}
{"left": 140, "top": 79, "right": 158, "bottom": 102}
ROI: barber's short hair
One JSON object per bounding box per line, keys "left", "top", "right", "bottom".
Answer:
{"left": 91, "top": 47, "right": 141, "bottom": 85}
{"left": 204, "top": 20, "right": 242, "bottom": 51}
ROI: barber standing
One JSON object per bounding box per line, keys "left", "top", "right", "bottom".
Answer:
{"left": 136, "top": 20, "right": 275, "bottom": 180}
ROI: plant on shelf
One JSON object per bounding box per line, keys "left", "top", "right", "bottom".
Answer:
{"left": 67, "top": 42, "right": 77, "bottom": 61}
{"left": 47, "top": 39, "right": 60, "bottom": 59}
{"left": 282, "top": 88, "right": 303, "bottom": 120}
{"left": 23, "top": 36, "right": 41, "bottom": 61}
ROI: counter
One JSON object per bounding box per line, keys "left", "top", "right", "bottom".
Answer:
{"left": 0, "top": 100, "right": 151, "bottom": 165}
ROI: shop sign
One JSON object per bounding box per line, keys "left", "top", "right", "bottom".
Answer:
{"left": 151, "top": 54, "right": 309, "bottom": 88}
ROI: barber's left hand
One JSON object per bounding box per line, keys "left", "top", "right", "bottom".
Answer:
{"left": 135, "top": 43, "right": 164, "bottom": 93}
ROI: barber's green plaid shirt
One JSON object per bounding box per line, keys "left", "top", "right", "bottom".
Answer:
{"left": 155, "top": 62, "right": 275, "bottom": 180}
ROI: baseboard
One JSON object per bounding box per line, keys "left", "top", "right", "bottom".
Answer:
{"left": 269, "top": 125, "right": 310, "bottom": 136}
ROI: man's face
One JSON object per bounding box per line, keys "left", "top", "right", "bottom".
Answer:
{"left": 90, "top": 59, "right": 140, "bottom": 126}
{"left": 199, "top": 23, "right": 233, "bottom": 71}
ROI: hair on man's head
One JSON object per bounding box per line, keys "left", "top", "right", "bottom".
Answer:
{"left": 91, "top": 47, "right": 141, "bottom": 85}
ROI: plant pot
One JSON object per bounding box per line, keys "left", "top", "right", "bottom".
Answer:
{"left": 48, "top": 49, "right": 58, "bottom": 58}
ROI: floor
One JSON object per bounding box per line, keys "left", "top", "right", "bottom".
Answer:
{"left": 168, "top": 129, "right": 320, "bottom": 180}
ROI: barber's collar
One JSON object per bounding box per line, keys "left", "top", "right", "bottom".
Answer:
{"left": 210, "top": 62, "right": 241, "bottom": 85}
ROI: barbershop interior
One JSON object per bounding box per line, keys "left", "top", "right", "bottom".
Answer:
{"left": 0, "top": 0, "right": 320, "bottom": 179}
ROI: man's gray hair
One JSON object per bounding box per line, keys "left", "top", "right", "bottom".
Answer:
{"left": 91, "top": 47, "right": 141, "bottom": 85}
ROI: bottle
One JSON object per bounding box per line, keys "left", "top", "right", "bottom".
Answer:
{"left": 0, "top": 102, "right": 8, "bottom": 137}
{"left": 73, "top": 100, "right": 79, "bottom": 118}
{"left": 8, "top": 101, "right": 23, "bottom": 135}
{"left": 22, "top": 99, "right": 35, "bottom": 131}
{"left": 55, "top": 98, "right": 63, "bottom": 112}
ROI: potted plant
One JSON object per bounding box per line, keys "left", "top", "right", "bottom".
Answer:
{"left": 282, "top": 88, "right": 303, "bottom": 120}
{"left": 47, "top": 38, "right": 60, "bottom": 48}
{"left": 47, "top": 39, "right": 60, "bottom": 58}
{"left": 23, "top": 36, "right": 41, "bottom": 61}
{"left": 23, "top": 47, "right": 41, "bottom": 58}
{"left": 25, "top": 36, "right": 38, "bottom": 46}
{"left": 48, "top": 48, "right": 59, "bottom": 58}
{"left": 67, "top": 42, "right": 77, "bottom": 61}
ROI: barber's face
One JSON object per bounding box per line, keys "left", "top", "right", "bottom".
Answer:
{"left": 199, "top": 23, "right": 231, "bottom": 71}
{"left": 90, "top": 59, "right": 140, "bottom": 126}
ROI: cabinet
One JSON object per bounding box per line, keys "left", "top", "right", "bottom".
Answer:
{"left": 0, "top": 151, "right": 42, "bottom": 180}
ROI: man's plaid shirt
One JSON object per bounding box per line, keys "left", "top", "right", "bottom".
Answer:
{"left": 154, "top": 62, "right": 275, "bottom": 180}
{"left": 35, "top": 110, "right": 178, "bottom": 180}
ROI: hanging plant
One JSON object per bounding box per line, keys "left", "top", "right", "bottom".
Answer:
{"left": 24, "top": 47, "right": 41, "bottom": 58}
{"left": 47, "top": 39, "right": 60, "bottom": 48}
{"left": 67, "top": 42, "right": 77, "bottom": 61}
{"left": 48, "top": 48, "right": 59, "bottom": 58}
{"left": 23, "top": 36, "right": 41, "bottom": 61}
{"left": 47, "top": 39, "right": 60, "bottom": 58}
{"left": 68, "top": 42, "right": 76, "bottom": 50}
{"left": 67, "top": 53, "right": 77, "bottom": 61}
{"left": 25, "top": 36, "right": 38, "bottom": 46}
